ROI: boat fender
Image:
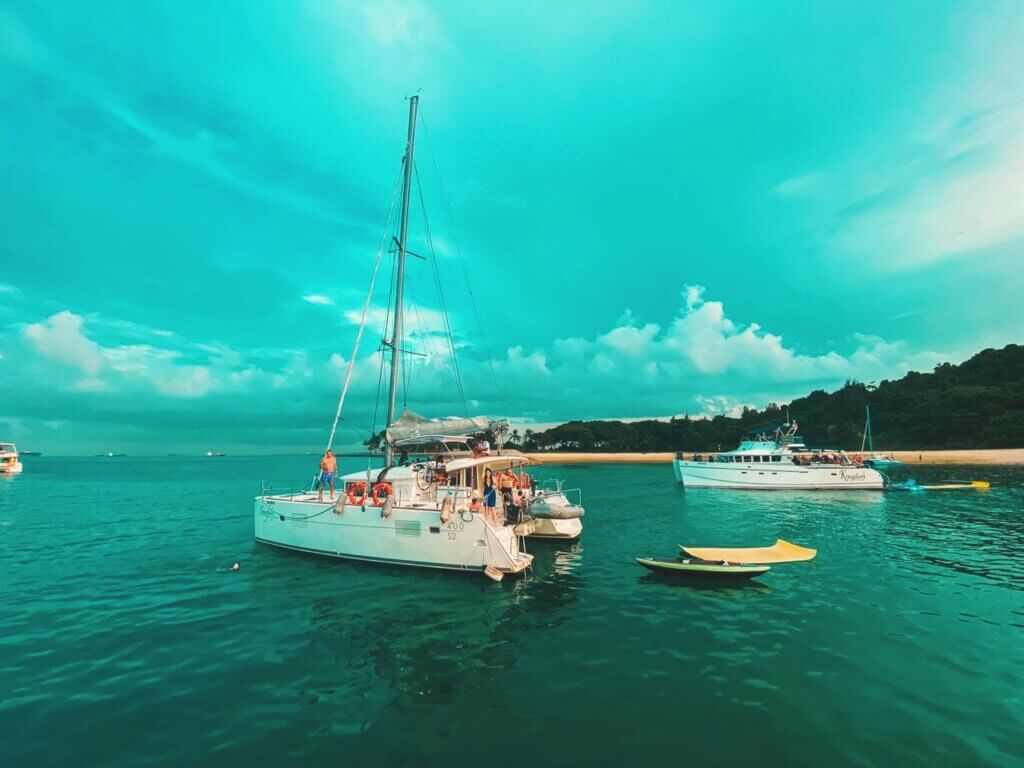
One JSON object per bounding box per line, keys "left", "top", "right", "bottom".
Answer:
{"left": 440, "top": 496, "right": 453, "bottom": 524}
{"left": 333, "top": 495, "right": 346, "bottom": 515}
{"left": 372, "top": 482, "right": 394, "bottom": 506}
{"left": 346, "top": 481, "right": 367, "bottom": 506}
{"left": 381, "top": 495, "right": 394, "bottom": 519}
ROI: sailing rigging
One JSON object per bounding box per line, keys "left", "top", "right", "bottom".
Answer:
{"left": 254, "top": 96, "right": 583, "bottom": 576}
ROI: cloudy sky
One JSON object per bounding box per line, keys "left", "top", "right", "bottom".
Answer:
{"left": 2, "top": 1, "right": 1023, "bottom": 454}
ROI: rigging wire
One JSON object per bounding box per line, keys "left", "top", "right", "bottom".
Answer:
{"left": 414, "top": 159, "right": 468, "bottom": 417}
{"left": 417, "top": 107, "right": 508, "bottom": 421}
{"left": 325, "top": 162, "right": 405, "bottom": 453}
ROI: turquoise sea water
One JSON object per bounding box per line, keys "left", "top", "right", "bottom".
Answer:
{"left": 2, "top": 457, "right": 1022, "bottom": 767}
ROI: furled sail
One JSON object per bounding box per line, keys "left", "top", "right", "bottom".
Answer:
{"left": 386, "top": 409, "right": 490, "bottom": 443}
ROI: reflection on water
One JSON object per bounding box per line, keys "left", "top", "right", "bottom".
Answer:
{"left": 1, "top": 458, "right": 1022, "bottom": 767}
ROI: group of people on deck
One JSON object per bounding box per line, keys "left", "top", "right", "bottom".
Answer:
{"left": 473, "top": 467, "right": 532, "bottom": 527}
{"left": 317, "top": 444, "right": 535, "bottom": 527}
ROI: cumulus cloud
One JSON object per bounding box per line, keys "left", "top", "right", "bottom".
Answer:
{"left": 491, "top": 286, "right": 947, "bottom": 419}
{"left": 24, "top": 311, "right": 105, "bottom": 376}
{"left": 22, "top": 311, "right": 231, "bottom": 399}
{"left": 10, "top": 292, "right": 952, "bottom": 451}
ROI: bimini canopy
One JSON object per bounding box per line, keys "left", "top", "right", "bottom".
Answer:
{"left": 386, "top": 409, "right": 489, "bottom": 444}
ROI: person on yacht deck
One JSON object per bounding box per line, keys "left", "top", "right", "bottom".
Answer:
{"left": 505, "top": 489, "right": 523, "bottom": 525}
{"left": 434, "top": 457, "right": 449, "bottom": 485}
{"left": 500, "top": 468, "right": 518, "bottom": 510}
{"left": 519, "top": 470, "right": 532, "bottom": 497}
{"left": 318, "top": 449, "right": 337, "bottom": 503}
{"left": 482, "top": 468, "right": 498, "bottom": 525}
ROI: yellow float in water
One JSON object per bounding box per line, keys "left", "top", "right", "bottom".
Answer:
{"left": 918, "top": 480, "right": 991, "bottom": 491}
{"left": 680, "top": 538, "right": 817, "bottom": 564}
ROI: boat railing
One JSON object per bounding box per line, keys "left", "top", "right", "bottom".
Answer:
{"left": 676, "top": 452, "right": 720, "bottom": 462}
{"left": 258, "top": 478, "right": 319, "bottom": 498}
{"left": 533, "top": 480, "right": 583, "bottom": 509}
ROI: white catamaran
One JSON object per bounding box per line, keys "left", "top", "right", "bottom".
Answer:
{"left": 673, "top": 423, "right": 884, "bottom": 490}
{"left": 254, "top": 96, "right": 582, "bottom": 577}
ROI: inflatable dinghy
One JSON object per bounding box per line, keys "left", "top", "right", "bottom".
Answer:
{"left": 529, "top": 503, "right": 585, "bottom": 520}
{"left": 636, "top": 557, "right": 770, "bottom": 580}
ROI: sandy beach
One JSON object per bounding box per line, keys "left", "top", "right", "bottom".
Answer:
{"left": 526, "top": 449, "right": 1024, "bottom": 465}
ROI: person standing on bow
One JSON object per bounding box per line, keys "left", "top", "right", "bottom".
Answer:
{"left": 318, "top": 449, "right": 338, "bottom": 503}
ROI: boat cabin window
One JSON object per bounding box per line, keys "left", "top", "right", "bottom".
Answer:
{"left": 742, "top": 456, "right": 751, "bottom": 463}
{"left": 771, "top": 455, "right": 781, "bottom": 462}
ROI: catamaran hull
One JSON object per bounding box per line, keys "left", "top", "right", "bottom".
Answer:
{"left": 673, "top": 460, "right": 884, "bottom": 490}
{"left": 254, "top": 495, "right": 532, "bottom": 573}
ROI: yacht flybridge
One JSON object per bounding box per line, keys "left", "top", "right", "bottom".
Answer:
{"left": 673, "top": 423, "right": 884, "bottom": 490}
{"left": 254, "top": 97, "right": 582, "bottom": 577}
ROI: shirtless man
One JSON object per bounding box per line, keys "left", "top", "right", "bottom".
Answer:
{"left": 499, "top": 468, "right": 518, "bottom": 510}
{"left": 318, "top": 449, "right": 338, "bottom": 502}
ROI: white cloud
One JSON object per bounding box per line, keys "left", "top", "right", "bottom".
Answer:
{"left": 360, "top": 0, "right": 439, "bottom": 47}
{"left": 22, "top": 311, "right": 217, "bottom": 398}
{"left": 23, "top": 311, "right": 104, "bottom": 375}
{"left": 302, "top": 294, "right": 333, "bottom": 306}
{"left": 821, "top": 12, "right": 1024, "bottom": 270}
{"left": 493, "top": 286, "right": 948, "bottom": 418}
{"left": 834, "top": 105, "right": 1024, "bottom": 268}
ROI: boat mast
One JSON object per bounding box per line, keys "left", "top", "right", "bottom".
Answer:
{"left": 384, "top": 95, "right": 419, "bottom": 464}
{"left": 865, "top": 404, "right": 874, "bottom": 456}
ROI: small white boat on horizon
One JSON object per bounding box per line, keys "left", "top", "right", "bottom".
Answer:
{"left": 1, "top": 443, "right": 24, "bottom": 475}
{"left": 673, "top": 423, "right": 884, "bottom": 490}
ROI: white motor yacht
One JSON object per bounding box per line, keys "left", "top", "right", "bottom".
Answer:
{"left": 0, "top": 443, "right": 23, "bottom": 475}
{"left": 673, "top": 423, "right": 884, "bottom": 490}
